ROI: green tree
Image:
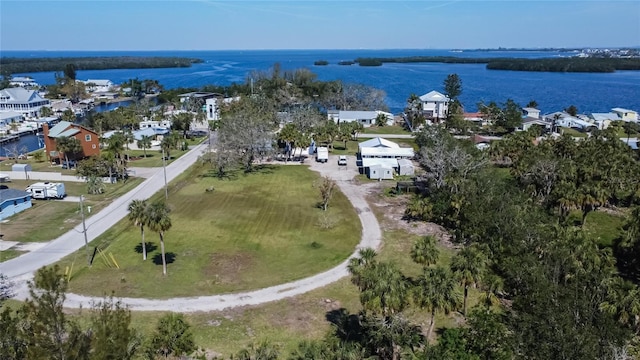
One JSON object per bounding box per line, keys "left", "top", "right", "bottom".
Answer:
{"left": 410, "top": 235, "right": 439, "bottom": 268}
{"left": 277, "top": 123, "right": 300, "bottom": 161}
{"left": 451, "top": 245, "right": 488, "bottom": 316}
{"left": 145, "top": 313, "right": 195, "bottom": 359}
{"left": 55, "top": 136, "right": 82, "bottom": 166}
{"left": 40, "top": 106, "right": 54, "bottom": 117}
{"left": 61, "top": 109, "right": 76, "bottom": 122}
{"left": 374, "top": 113, "right": 388, "bottom": 127}
{"left": 128, "top": 199, "right": 150, "bottom": 261}
{"left": 358, "top": 262, "right": 409, "bottom": 316}
{"left": 21, "top": 266, "right": 92, "bottom": 360}
{"left": 414, "top": 266, "right": 462, "bottom": 339}
{"left": 137, "top": 135, "right": 152, "bottom": 158}
{"left": 526, "top": 100, "right": 538, "bottom": 108}
{"left": 466, "top": 309, "right": 513, "bottom": 360}
{"left": 347, "top": 248, "right": 378, "bottom": 291}
{"left": 443, "top": 73, "right": 462, "bottom": 101}
{"left": 233, "top": 341, "right": 280, "bottom": 360}
{"left": 89, "top": 297, "right": 141, "bottom": 360}
{"left": 147, "top": 202, "right": 172, "bottom": 276}
{"left": 565, "top": 104, "right": 578, "bottom": 116}
{"left": 63, "top": 63, "right": 77, "bottom": 81}
{"left": 171, "top": 112, "right": 193, "bottom": 139}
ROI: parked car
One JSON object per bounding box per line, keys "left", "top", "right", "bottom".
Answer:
{"left": 338, "top": 155, "right": 347, "bottom": 166}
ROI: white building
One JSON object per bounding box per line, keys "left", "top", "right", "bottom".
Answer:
{"left": 81, "top": 79, "right": 115, "bottom": 93}
{"left": 327, "top": 110, "right": 394, "bottom": 127}
{"left": 611, "top": 108, "right": 638, "bottom": 122}
{"left": 0, "top": 87, "right": 51, "bottom": 117}
{"left": 358, "top": 137, "right": 415, "bottom": 179}
{"left": 205, "top": 96, "right": 240, "bottom": 121}
{"left": 419, "top": 90, "right": 449, "bottom": 121}
{"left": 9, "top": 77, "right": 39, "bottom": 88}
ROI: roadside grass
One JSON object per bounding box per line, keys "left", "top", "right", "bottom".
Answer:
{"left": 56, "top": 165, "right": 360, "bottom": 298}
{"left": 362, "top": 125, "right": 411, "bottom": 135}
{"left": 568, "top": 209, "right": 626, "bottom": 247}
{"left": 0, "top": 249, "right": 26, "bottom": 263}
{"left": 560, "top": 127, "right": 588, "bottom": 138}
{"left": 0, "top": 156, "right": 77, "bottom": 175}
{"left": 125, "top": 148, "right": 190, "bottom": 167}
{"left": 1, "top": 178, "right": 143, "bottom": 243}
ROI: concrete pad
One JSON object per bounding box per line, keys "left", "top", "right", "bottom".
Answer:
{"left": 0, "top": 240, "right": 19, "bottom": 251}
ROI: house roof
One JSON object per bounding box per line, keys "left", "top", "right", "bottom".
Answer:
{"left": 397, "top": 158, "right": 414, "bottom": 167}
{"left": 0, "top": 189, "right": 31, "bottom": 203}
{"left": 338, "top": 110, "right": 378, "bottom": 120}
{"left": 362, "top": 158, "right": 398, "bottom": 168}
{"left": 360, "top": 147, "right": 415, "bottom": 157}
{"left": 0, "top": 87, "right": 46, "bottom": 104}
{"left": 85, "top": 79, "right": 113, "bottom": 86}
{"left": 419, "top": 90, "right": 449, "bottom": 103}
{"left": 358, "top": 137, "right": 400, "bottom": 149}
{"left": 522, "top": 107, "right": 540, "bottom": 112}
{"left": 612, "top": 108, "right": 637, "bottom": 113}
{"left": 48, "top": 121, "right": 73, "bottom": 137}
{"left": 10, "top": 77, "right": 36, "bottom": 83}
{"left": 58, "top": 128, "right": 80, "bottom": 137}
{"left": 133, "top": 127, "right": 170, "bottom": 140}
{"left": 0, "top": 111, "right": 24, "bottom": 121}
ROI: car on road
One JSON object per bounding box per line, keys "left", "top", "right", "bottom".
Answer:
{"left": 338, "top": 155, "right": 347, "bottom": 166}
{"left": 61, "top": 160, "right": 77, "bottom": 169}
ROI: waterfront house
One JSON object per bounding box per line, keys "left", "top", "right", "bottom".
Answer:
{"left": 522, "top": 107, "right": 541, "bottom": 119}
{"left": 204, "top": 95, "right": 240, "bottom": 121}
{"left": 611, "top": 108, "right": 639, "bottom": 122}
{"left": 327, "top": 110, "right": 394, "bottom": 127}
{"left": 81, "top": 79, "right": 115, "bottom": 93}
{"left": 463, "top": 112, "right": 487, "bottom": 126}
{"left": 43, "top": 121, "right": 100, "bottom": 162}
{"left": 9, "top": 77, "right": 39, "bottom": 88}
{"left": 419, "top": 90, "right": 450, "bottom": 122}
{"left": 0, "top": 87, "right": 51, "bottom": 118}
{"left": 0, "top": 188, "right": 32, "bottom": 220}
{"left": 0, "top": 111, "right": 24, "bottom": 127}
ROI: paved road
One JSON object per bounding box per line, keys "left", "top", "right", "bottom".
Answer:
{"left": 0, "top": 143, "right": 208, "bottom": 283}
{"left": 4, "top": 152, "right": 382, "bottom": 312}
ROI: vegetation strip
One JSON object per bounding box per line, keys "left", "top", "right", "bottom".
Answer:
{"left": 0, "top": 56, "right": 204, "bottom": 73}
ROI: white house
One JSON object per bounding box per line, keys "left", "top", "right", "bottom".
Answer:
{"left": 358, "top": 137, "right": 415, "bottom": 179}
{"left": 0, "top": 111, "right": 24, "bottom": 126}
{"left": 82, "top": 79, "right": 114, "bottom": 93}
{"left": 327, "top": 110, "right": 394, "bottom": 127}
{"left": 0, "top": 87, "right": 51, "bottom": 117}
{"left": 522, "top": 107, "right": 541, "bottom": 119}
{"left": 611, "top": 108, "right": 638, "bottom": 122}
{"left": 9, "top": 77, "right": 39, "bottom": 88}
{"left": 205, "top": 96, "right": 240, "bottom": 121}
{"left": 139, "top": 120, "right": 172, "bottom": 129}
{"left": 419, "top": 90, "right": 449, "bottom": 121}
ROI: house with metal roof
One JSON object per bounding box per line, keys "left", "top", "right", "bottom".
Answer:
{"left": 418, "top": 90, "right": 450, "bottom": 122}
{"left": 611, "top": 108, "right": 638, "bottom": 122}
{"left": 358, "top": 137, "right": 400, "bottom": 150}
{"left": 9, "top": 77, "right": 39, "bottom": 88}
{"left": 43, "top": 121, "right": 100, "bottom": 163}
{"left": 327, "top": 110, "right": 394, "bottom": 127}
{"left": 0, "top": 188, "right": 32, "bottom": 220}
{"left": 358, "top": 137, "right": 415, "bottom": 179}
{"left": 0, "top": 87, "right": 50, "bottom": 117}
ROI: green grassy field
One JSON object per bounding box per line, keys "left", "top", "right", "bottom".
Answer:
{"left": 568, "top": 209, "right": 626, "bottom": 247}
{"left": 560, "top": 127, "right": 588, "bottom": 138}
{"left": 56, "top": 165, "right": 361, "bottom": 298}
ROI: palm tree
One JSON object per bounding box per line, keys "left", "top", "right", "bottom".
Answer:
{"left": 480, "top": 274, "right": 504, "bottom": 311}
{"left": 414, "top": 266, "right": 462, "bottom": 339}
{"left": 410, "top": 236, "right": 439, "bottom": 268}
{"left": 136, "top": 135, "right": 152, "bottom": 158}
{"left": 600, "top": 277, "right": 640, "bottom": 332}
{"left": 55, "top": 136, "right": 82, "bottom": 167}
{"left": 450, "top": 245, "right": 488, "bottom": 316}
{"left": 347, "top": 248, "right": 378, "bottom": 291}
{"left": 146, "top": 201, "right": 172, "bottom": 276}
{"left": 127, "top": 199, "right": 150, "bottom": 260}
{"left": 359, "top": 262, "right": 409, "bottom": 316}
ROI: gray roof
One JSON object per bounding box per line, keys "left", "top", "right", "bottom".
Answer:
{"left": 339, "top": 110, "right": 378, "bottom": 120}
{"left": 590, "top": 112, "right": 620, "bottom": 121}
{"left": 0, "top": 87, "right": 46, "bottom": 104}
{"left": 0, "top": 111, "right": 24, "bottom": 121}
{"left": 48, "top": 121, "right": 73, "bottom": 137}
{"left": 0, "top": 189, "right": 31, "bottom": 203}
{"left": 419, "top": 90, "right": 449, "bottom": 103}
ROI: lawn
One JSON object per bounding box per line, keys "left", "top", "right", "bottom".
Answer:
{"left": 1, "top": 178, "right": 143, "bottom": 243}
{"left": 560, "top": 127, "right": 588, "bottom": 138}
{"left": 0, "top": 249, "right": 26, "bottom": 263}
{"left": 362, "top": 125, "right": 411, "bottom": 135}
{"left": 56, "top": 165, "right": 361, "bottom": 298}
{"left": 568, "top": 209, "right": 626, "bottom": 247}
{"left": 0, "top": 157, "right": 77, "bottom": 175}
{"left": 125, "top": 147, "right": 191, "bottom": 167}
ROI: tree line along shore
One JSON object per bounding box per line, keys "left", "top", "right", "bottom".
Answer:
{"left": 314, "top": 56, "right": 640, "bottom": 72}
{"left": 0, "top": 56, "right": 204, "bottom": 74}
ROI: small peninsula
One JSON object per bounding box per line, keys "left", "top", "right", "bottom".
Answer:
{"left": 0, "top": 56, "right": 204, "bottom": 74}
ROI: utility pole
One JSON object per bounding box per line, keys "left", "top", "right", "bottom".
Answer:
{"left": 162, "top": 148, "right": 168, "bottom": 200}
{"left": 80, "top": 195, "right": 90, "bottom": 266}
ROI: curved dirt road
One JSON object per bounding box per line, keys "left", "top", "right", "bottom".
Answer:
{"left": 6, "top": 154, "right": 381, "bottom": 312}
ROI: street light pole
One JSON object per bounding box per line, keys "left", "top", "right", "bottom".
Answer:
{"left": 80, "top": 195, "right": 90, "bottom": 266}
{"left": 162, "top": 148, "right": 168, "bottom": 200}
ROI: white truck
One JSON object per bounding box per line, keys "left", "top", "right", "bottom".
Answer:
{"left": 315, "top": 147, "right": 329, "bottom": 163}
{"left": 25, "top": 182, "right": 66, "bottom": 200}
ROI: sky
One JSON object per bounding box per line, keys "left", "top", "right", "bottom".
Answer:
{"left": 1, "top": 0, "right": 639, "bottom": 51}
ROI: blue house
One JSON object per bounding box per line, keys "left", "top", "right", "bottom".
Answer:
{"left": 0, "top": 189, "right": 32, "bottom": 220}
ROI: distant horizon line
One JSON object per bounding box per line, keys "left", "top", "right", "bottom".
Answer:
{"left": 2, "top": 46, "right": 639, "bottom": 52}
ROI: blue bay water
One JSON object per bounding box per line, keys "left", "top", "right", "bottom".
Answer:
{"left": 4, "top": 49, "right": 640, "bottom": 114}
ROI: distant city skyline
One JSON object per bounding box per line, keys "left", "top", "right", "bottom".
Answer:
{"left": 1, "top": 1, "right": 639, "bottom": 51}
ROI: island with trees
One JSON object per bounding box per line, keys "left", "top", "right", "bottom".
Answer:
{"left": 0, "top": 56, "right": 204, "bottom": 74}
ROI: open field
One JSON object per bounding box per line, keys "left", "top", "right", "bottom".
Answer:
{"left": 56, "top": 165, "right": 361, "bottom": 298}
{"left": 1, "top": 178, "right": 143, "bottom": 243}
{"left": 568, "top": 209, "right": 626, "bottom": 247}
